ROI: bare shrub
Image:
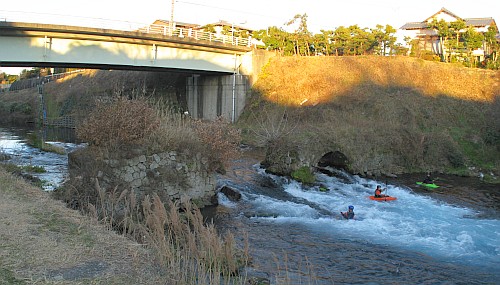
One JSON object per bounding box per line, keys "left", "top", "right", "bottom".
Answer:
{"left": 249, "top": 106, "right": 297, "bottom": 147}
{"left": 191, "top": 117, "right": 242, "bottom": 172}
{"left": 77, "top": 97, "right": 160, "bottom": 149}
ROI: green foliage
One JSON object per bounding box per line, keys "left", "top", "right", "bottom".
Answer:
{"left": 18, "top": 165, "right": 46, "bottom": 173}
{"left": 291, "top": 166, "right": 315, "bottom": 184}
{"left": 25, "top": 133, "right": 66, "bottom": 155}
{"left": 252, "top": 15, "right": 497, "bottom": 69}
{"left": 9, "top": 102, "right": 32, "bottom": 115}
{"left": 254, "top": 19, "right": 398, "bottom": 56}
{"left": 463, "top": 26, "right": 485, "bottom": 50}
{"left": 371, "top": 24, "right": 397, "bottom": 55}
{"left": 202, "top": 24, "right": 216, "bottom": 33}
{"left": 43, "top": 93, "right": 62, "bottom": 119}
{"left": 19, "top": 67, "right": 41, "bottom": 80}
{"left": 0, "top": 163, "right": 22, "bottom": 174}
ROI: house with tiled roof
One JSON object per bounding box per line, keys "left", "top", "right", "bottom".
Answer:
{"left": 400, "top": 7, "right": 498, "bottom": 62}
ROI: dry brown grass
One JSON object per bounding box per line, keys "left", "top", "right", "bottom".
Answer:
{"left": 191, "top": 117, "right": 242, "bottom": 172}
{"left": 243, "top": 55, "right": 500, "bottom": 176}
{"left": 257, "top": 56, "right": 498, "bottom": 106}
{"left": 63, "top": 93, "right": 248, "bottom": 283}
{"left": 1, "top": 162, "right": 252, "bottom": 284}
{"left": 80, "top": 179, "right": 250, "bottom": 285}
{"left": 0, "top": 167, "right": 165, "bottom": 284}
{"left": 76, "top": 94, "right": 241, "bottom": 172}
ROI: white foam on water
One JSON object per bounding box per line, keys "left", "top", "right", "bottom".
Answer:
{"left": 248, "top": 193, "right": 320, "bottom": 219}
{"left": 217, "top": 192, "right": 238, "bottom": 208}
{"left": 248, "top": 171, "right": 500, "bottom": 269}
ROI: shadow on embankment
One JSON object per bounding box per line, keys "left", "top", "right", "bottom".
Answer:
{"left": 238, "top": 56, "right": 500, "bottom": 178}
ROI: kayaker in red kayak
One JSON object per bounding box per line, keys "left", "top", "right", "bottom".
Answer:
{"left": 374, "top": 185, "right": 389, "bottom": 198}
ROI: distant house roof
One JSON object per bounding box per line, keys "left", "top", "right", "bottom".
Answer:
{"left": 400, "top": 22, "right": 427, "bottom": 30}
{"left": 150, "top": 19, "right": 255, "bottom": 32}
{"left": 424, "top": 7, "right": 462, "bottom": 22}
{"left": 400, "top": 7, "right": 497, "bottom": 30}
{"left": 153, "top": 19, "right": 201, "bottom": 29}
{"left": 206, "top": 20, "right": 254, "bottom": 32}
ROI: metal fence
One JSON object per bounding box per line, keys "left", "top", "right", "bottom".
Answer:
{"left": 44, "top": 115, "right": 76, "bottom": 128}
{"left": 9, "top": 70, "right": 85, "bottom": 92}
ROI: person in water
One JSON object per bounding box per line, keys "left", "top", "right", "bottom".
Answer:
{"left": 374, "top": 185, "right": 388, "bottom": 198}
{"left": 341, "top": 205, "right": 355, "bottom": 219}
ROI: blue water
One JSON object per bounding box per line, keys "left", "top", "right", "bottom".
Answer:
{"left": 273, "top": 173, "right": 498, "bottom": 268}
{"left": 217, "top": 163, "right": 500, "bottom": 283}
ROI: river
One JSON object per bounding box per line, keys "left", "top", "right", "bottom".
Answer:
{"left": 1, "top": 126, "right": 499, "bottom": 284}
{"left": 214, "top": 149, "right": 500, "bottom": 284}
{"left": 0, "top": 126, "right": 83, "bottom": 191}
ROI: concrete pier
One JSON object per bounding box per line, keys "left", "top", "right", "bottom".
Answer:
{"left": 186, "top": 73, "right": 249, "bottom": 122}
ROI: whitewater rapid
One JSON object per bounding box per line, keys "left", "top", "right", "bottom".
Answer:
{"left": 220, "top": 165, "right": 500, "bottom": 272}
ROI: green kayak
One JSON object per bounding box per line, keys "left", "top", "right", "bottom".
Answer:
{"left": 416, "top": 182, "right": 440, "bottom": 189}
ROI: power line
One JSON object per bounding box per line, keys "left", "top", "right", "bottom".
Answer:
{"left": 176, "top": 0, "right": 278, "bottom": 20}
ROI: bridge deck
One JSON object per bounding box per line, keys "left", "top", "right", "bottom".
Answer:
{"left": 0, "top": 22, "right": 251, "bottom": 54}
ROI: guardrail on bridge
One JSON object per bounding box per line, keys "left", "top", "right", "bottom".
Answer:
{"left": 0, "top": 10, "right": 252, "bottom": 47}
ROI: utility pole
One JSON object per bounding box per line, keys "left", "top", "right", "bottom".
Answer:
{"left": 169, "top": 0, "right": 175, "bottom": 36}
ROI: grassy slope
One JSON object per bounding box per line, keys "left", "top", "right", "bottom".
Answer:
{"left": 239, "top": 56, "right": 500, "bottom": 178}
{"left": 0, "top": 167, "right": 165, "bottom": 284}
{"left": 0, "top": 69, "right": 187, "bottom": 126}
{"left": 2, "top": 57, "right": 498, "bottom": 178}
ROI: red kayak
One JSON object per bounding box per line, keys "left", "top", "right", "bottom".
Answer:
{"left": 369, "top": 195, "right": 397, "bottom": 201}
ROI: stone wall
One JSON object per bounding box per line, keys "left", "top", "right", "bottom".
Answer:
{"left": 68, "top": 147, "right": 217, "bottom": 208}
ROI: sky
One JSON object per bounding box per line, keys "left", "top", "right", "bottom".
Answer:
{"left": 1, "top": 0, "right": 499, "bottom": 75}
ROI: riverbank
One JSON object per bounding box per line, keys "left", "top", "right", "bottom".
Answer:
{"left": 389, "top": 172, "right": 500, "bottom": 219}
{"left": 213, "top": 146, "right": 500, "bottom": 284}
{"left": 1, "top": 142, "right": 498, "bottom": 284}
{"left": 238, "top": 56, "right": 500, "bottom": 179}
{"left": 0, "top": 168, "right": 166, "bottom": 284}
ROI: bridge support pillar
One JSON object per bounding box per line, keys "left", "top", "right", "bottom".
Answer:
{"left": 186, "top": 74, "right": 248, "bottom": 122}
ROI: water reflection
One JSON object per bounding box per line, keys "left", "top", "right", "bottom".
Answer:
{"left": 0, "top": 125, "right": 83, "bottom": 191}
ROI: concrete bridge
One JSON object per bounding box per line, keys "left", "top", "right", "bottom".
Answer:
{"left": 0, "top": 20, "right": 271, "bottom": 121}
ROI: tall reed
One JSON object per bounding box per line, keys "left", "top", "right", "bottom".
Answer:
{"left": 87, "top": 179, "right": 250, "bottom": 284}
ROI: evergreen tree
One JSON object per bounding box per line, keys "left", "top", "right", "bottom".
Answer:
{"left": 463, "top": 26, "right": 485, "bottom": 67}
{"left": 430, "top": 19, "right": 452, "bottom": 62}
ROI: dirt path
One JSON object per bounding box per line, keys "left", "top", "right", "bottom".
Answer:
{"left": 0, "top": 168, "right": 165, "bottom": 284}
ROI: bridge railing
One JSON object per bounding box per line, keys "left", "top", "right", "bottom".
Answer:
{"left": 0, "top": 10, "right": 252, "bottom": 47}
{"left": 137, "top": 24, "right": 250, "bottom": 47}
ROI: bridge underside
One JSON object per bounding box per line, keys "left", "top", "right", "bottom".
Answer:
{"left": 0, "top": 60, "right": 226, "bottom": 75}
{"left": 0, "top": 22, "right": 260, "bottom": 122}
{"left": 0, "top": 36, "right": 245, "bottom": 74}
